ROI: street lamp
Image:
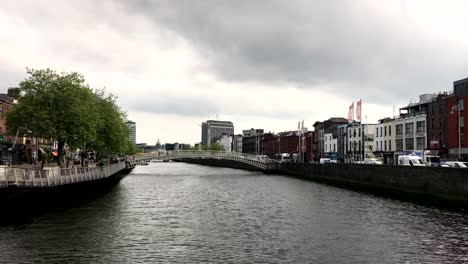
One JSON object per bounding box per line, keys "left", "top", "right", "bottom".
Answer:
{"left": 450, "top": 104, "right": 461, "bottom": 160}
{"left": 9, "top": 126, "right": 32, "bottom": 166}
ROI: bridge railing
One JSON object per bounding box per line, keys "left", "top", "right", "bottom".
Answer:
{"left": 0, "top": 162, "right": 126, "bottom": 188}
{"left": 129, "top": 150, "right": 279, "bottom": 164}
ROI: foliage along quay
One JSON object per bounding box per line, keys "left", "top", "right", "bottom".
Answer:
{"left": 0, "top": 68, "right": 139, "bottom": 212}
{"left": 5, "top": 68, "right": 137, "bottom": 168}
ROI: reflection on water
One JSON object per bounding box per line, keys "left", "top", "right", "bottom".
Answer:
{"left": 1, "top": 163, "right": 467, "bottom": 263}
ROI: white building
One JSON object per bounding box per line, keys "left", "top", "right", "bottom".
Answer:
{"left": 324, "top": 133, "right": 337, "bottom": 155}
{"left": 347, "top": 122, "right": 377, "bottom": 161}
{"left": 374, "top": 118, "right": 396, "bottom": 152}
{"left": 219, "top": 134, "right": 233, "bottom": 152}
{"left": 126, "top": 120, "right": 136, "bottom": 144}
{"left": 395, "top": 114, "right": 427, "bottom": 153}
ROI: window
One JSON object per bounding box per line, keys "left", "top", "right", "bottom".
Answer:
{"left": 431, "top": 118, "right": 435, "bottom": 129}
{"left": 384, "top": 126, "right": 387, "bottom": 137}
{"left": 396, "top": 124, "right": 403, "bottom": 135}
{"left": 460, "top": 118, "right": 464, "bottom": 128}
{"left": 358, "top": 141, "right": 361, "bottom": 152}
{"left": 358, "top": 128, "right": 361, "bottom": 137}
{"left": 458, "top": 99, "right": 464, "bottom": 111}
{"left": 405, "top": 123, "right": 414, "bottom": 135}
{"left": 389, "top": 140, "right": 392, "bottom": 150}
{"left": 380, "top": 127, "right": 382, "bottom": 137}
{"left": 416, "top": 121, "right": 425, "bottom": 133}
{"left": 376, "top": 128, "right": 379, "bottom": 137}
{"left": 389, "top": 126, "right": 392, "bottom": 136}
{"left": 396, "top": 139, "right": 403, "bottom": 151}
{"left": 461, "top": 132, "right": 465, "bottom": 147}
{"left": 416, "top": 137, "right": 425, "bottom": 150}
{"left": 405, "top": 138, "right": 414, "bottom": 150}
{"left": 333, "top": 144, "right": 336, "bottom": 152}
{"left": 384, "top": 140, "right": 387, "bottom": 151}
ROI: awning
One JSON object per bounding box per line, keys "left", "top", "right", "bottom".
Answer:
{"left": 51, "top": 151, "right": 58, "bottom": 157}
{"left": 38, "top": 148, "right": 46, "bottom": 154}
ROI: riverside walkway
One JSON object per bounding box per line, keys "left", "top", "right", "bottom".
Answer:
{"left": 0, "top": 151, "right": 278, "bottom": 188}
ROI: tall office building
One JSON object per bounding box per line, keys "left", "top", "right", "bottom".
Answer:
{"left": 201, "top": 120, "right": 234, "bottom": 146}
{"left": 127, "top": 120, "right": 136, "bottom": 144}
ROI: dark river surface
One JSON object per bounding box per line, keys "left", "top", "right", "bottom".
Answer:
{"left": 1, "top": 162, "right": 467, "bottom": 263}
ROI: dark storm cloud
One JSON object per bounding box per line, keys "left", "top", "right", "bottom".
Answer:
{"left": 117, "top": 0, "right": 467, "bottom": 103}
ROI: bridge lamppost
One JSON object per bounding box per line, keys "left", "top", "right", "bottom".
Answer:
{"left": 8, "top": 126, "right": 32, "bottom": 167}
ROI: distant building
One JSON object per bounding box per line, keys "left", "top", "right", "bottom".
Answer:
{"left": 313, "top": 117, "right": 348, "bottom": 161}
{"left": 242, "top": 128, "right": 264, "bottom": 155}
{"left": 347, "top": 122, "right": 377, "bottom": 162}
{"left": 394, "top": 94, "right": 436, "bottom": 158}
{"left": 426, "top": 93, "right": 450, "bottom": 158}
{"left": 219, "top": 134, "right": 233, "bottom": 152}
{"left": 126, "top": 120, "right": 136, "bottom": 144}
{"left": 374, "top": 118, "right": 396, "bottom": 164}
{"left": 232, "top": 134, "right": 243, "bottom": 153}
{"left": 448, "top": 78, "right": 468, "bottom": 160}
{"left": 201, "top": 120, "right": 234, "bottom": 147}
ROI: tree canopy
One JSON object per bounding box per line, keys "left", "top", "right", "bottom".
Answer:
{"left": 6, "top": 68, "right": 136, "bottom": 164}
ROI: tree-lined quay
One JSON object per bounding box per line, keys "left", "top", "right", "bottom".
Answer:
{"left": 4, "top": 68, "right": 137, "bottom": 168}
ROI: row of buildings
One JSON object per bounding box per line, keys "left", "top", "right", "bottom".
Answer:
{"left": 201, "top": 77, "right": 468, "bottom": 163}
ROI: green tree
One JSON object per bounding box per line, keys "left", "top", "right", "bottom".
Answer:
{"left": 6, "top": 68, "right": 134, "bottom": 165}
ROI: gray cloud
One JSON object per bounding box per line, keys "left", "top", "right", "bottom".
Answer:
{"left": 118, "top": 0, "right": 468, "bottom": 104}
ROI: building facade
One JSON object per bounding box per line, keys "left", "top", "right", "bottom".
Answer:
{"left": 242, "top": 128, "right": 263, "bottom": 154}
{"left": 347, "top": 122, "right": 377, "bottom": 162}
{"left": 313, "top": 117, "right": 348, "bottom": 161}
{"left": 126, "top": 120, "right": 136, "bottom": 144}
{"left": 447, "top": 78, "right": 468, "bottom": 160}
{"left": 426, "top": 93, "right": 450, "bottom": 158}
{"left": 374, "top": 118, "right": 396, "bottom": 164}
{"left": 219, "top": 134, "right": 233, "bottom": 152}
{"left": 201, "top": 120, "right": 235, "bottom": 147}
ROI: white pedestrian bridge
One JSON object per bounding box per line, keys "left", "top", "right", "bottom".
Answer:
{"left": 127, "top": 150, "right": 279, "bottom": 171}
{"left": 0, "top": 151, "right": 278, "bottom": 188}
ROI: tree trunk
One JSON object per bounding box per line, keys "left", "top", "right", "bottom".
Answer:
{"left": 57, "top": 141, "right": 65, "bottom": 166}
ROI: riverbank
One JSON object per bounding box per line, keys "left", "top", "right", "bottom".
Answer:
{"left": 175, "top": 158, "right": 468, "bottom": 210}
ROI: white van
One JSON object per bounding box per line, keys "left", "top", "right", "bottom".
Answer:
{"left": 398, "top": 155, "right": 426, "bottom": 166}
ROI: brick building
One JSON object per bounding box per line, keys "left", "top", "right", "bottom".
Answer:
{"left": 447, "top": 78, "right": 468, "bottom": 160}
{"left": 426, "top": 93, "right": 450, "bottom": 157}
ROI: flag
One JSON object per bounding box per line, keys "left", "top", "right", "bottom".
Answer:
{"left": 356, "top": 99, "right": 362, "bottom": 122}
{"left": 348, "top": 102, "right": 354, "bottom": 122}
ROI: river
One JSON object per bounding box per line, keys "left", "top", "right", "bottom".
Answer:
{"left": 1, "top": 162, "right": 467, "bottom": 263}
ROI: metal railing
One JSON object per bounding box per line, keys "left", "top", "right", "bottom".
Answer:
{"left": 0, "top": 162, "right": 126, "bottom": 188}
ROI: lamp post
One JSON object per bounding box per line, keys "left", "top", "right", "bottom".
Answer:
{"left": 450, "top": 104, "right": 461, "bottom": 160}
{"left": 9, "top": 126, "right": 32, "bottom": 167}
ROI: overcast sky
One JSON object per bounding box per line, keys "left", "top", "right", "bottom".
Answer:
{"left": 1, "top": 0, "right": 468, "bottom": 145}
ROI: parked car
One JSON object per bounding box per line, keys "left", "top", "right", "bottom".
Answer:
{"left": 442, "top": 161, "right": 467, "bottom": 168}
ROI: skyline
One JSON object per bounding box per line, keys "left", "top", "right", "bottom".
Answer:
{"left": 1, "top": 0, "right": 468, "bottom": 144}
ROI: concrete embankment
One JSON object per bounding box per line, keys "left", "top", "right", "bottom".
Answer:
{"left": 278, "top": 163, "right": 468, "bottom": 208}
{"left": 176, "top": 157, "right": 468, "bottom": 209}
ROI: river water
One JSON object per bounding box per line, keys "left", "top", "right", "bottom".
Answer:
{"left": 1, "top": 163, "right": 467, "bottom": 263}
